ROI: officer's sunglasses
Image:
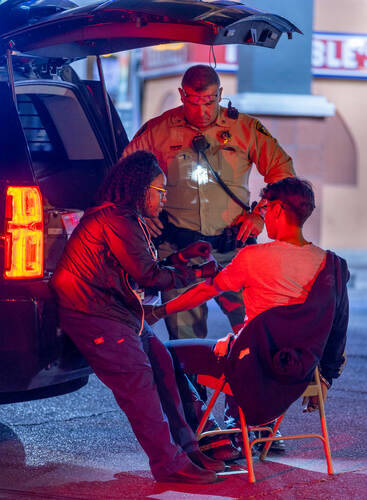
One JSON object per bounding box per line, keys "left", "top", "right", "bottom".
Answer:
{"left": 181, "top": 89, "right": 219, "bottom": 104}
{"left": 150, "top": 185, "right": 168, "bottom": 198}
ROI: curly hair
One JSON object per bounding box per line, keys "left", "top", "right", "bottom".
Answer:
{"left": 97, "top": 150, "right": 163, "bottom": 211}
{"left": 260, "top": 177, "right": 315, "bottom": 226}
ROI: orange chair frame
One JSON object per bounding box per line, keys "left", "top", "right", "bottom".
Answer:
{"left": 196, "top": 367, "right": 334, "bottom": 483}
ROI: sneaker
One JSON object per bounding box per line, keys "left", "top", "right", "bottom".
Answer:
{"left": 255, "top": 429, "right": 286, "bottom": 452}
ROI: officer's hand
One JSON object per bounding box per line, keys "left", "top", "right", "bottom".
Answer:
{"left": 192, "top": 260, "right": 218, "bottom": 279}
{"left": 236, "top": 212, "right": 264, "bottom": 243}
{"left": 302, "top": 379, "right": 328, "bottom": 413}
{"left": 214, "top": 333, "right": 235, "bottom": 358}
{"left": 180, "top": 241, "right": 212, "bottom": 260}
{"left": 145, "top": 216, "right": 164, "bottom": 238}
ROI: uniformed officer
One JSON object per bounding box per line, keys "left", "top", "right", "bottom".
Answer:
{"left": 123, "top": 64, "right": 295, "bottom": 341}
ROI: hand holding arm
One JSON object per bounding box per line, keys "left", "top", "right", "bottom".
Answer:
{"left": 192, "top": 260, "right": 219, "bottom": 279}
{"left": 179, "top": 240, "right": 211, "bottom": 260}
{"left": 166, "top": 241, "right": 212, "bottom": 268}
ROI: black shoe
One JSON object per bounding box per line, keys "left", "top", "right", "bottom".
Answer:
{"left": 256, "top": 429, "right": 286, "bottom": 452}
{"left": 188, "top": 449, "right": 226, "bottom": 472}
{"left": 200, "top": 437, "right": 241, "bottom": 462}
{"left": 158, "top": 461, "right": 217, "bottom": 484}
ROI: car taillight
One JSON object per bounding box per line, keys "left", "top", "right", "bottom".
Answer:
{"left": 4, "top": 186, "right": 44, "bottom": 279}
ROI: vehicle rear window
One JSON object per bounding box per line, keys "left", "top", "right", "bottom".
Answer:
{"left": 16, "top": 85, "right": 104, "bottom": 161}
{"left": 15, "top": 83, "right": 106, "bottom": 209}
{"left": 17, "top": 94, "right": 63, "bottom": 165}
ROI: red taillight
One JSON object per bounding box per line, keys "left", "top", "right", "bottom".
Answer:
{"left": 4, "top": 186, "right": 44, "bottom": 279}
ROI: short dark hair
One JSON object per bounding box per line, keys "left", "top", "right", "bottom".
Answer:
{"left": 260, "top": 177, "right": 315, "bottom": 226}
{"left": 97, "top": 150, "right": 163, "bottom": 211}
{"left": 181, "top": 65, "right": 220, "bottom": 91}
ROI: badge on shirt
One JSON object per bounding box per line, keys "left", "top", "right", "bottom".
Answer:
{"left": 218, "top": 130, "right": 232, "bottom": 144}
{"left": 255, "top": 121, "right": 273, "bottom": 138}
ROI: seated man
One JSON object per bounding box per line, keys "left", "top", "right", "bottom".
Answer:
{"left": 148, "top": 177, "right": 348, "bottom": 431}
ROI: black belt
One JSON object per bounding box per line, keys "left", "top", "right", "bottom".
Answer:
{"left": 169, "top": 225, "right": 222, "bottom": 250}
{"left": 174, "top": 227, "right": 256, "bottom": 253}
{"left": 153, "top": 214, "right": 255, "bottom": 252}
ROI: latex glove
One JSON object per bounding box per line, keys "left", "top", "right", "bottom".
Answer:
{"left": 302, "top": 379, "right": 328, "bottom": 412}
{"left": 192, "top": 260, "right": 218, "bottom": 279}
{"left": 213, "top": 333, "right": 235, "bottom": 358}
{"left": 236, "top": 212, "right": 264, "bottom": 243}
{"left": 143, "top": 304, "right": 167, "bottom": 325}
{"left": 145, "top": 216, "right": 163, "bottom": 238}
{"left": 180, "top": 240, "right": 212, "bottom": 260}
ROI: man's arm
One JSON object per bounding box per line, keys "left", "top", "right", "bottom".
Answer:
{"left": 249, "top": 118, "right": 295, "bottom": 183}
{"left": 165, "top": 280, "right": 219, "bottom": 315}
{"left": 146, "top": 247, "right": 248, "bottom": 323}
{"left": 145, "top": 280, "right": 220, "bottom": 324}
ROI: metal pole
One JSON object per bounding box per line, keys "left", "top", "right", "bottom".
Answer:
{"left": 6, "top": 49, "right": 17, "bottom": 110}
{"left": 96, "top": 55, "right": 118, "bottom": 163}
{"left": 129, "top": 49, "right": 141, "bottom": 135}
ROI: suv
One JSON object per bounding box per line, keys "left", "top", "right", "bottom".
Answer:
{"left": 0, "top": 0, "right": 300, "bottom": 403}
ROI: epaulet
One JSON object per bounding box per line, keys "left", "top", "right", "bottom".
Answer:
{"left": 134, "top": 123, "right": 148, "bottom": 138}
{"left": 133, "top": 107, "right": 180, "bottom": 137}
{"left": 227, "top": 100, "right": 239, "bottom": 120}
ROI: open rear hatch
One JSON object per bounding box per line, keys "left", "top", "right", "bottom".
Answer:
{"left": 0, "top": 0, "right": 301, "bottom": 60}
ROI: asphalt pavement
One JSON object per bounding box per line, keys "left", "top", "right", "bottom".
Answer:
{"left": 0, "top": 252, "right": 366, "bottom": 499}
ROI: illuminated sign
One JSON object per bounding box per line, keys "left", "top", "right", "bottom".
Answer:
{"left": 312, "top": 32, "right": 367, "bottom": 79}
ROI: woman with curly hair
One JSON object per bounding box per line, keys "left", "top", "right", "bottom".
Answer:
{"left": 50, "top": 150, "right": 222, "bottom": 483}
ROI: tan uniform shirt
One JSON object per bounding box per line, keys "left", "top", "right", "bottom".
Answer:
{"left": 123, "top": 106, "right": 294, "bottom": 236}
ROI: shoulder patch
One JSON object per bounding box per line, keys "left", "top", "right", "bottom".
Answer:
{"left": 255, "top": 121, "right": 273, "bottom": 138}
{"left": 135, "top": 123, "right": 148, "bottom": 138}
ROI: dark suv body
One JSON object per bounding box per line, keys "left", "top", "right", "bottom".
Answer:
{"left": 0, "top": 0, "right": 300, "bottom": 403}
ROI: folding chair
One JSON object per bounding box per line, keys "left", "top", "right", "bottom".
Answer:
{"left": 196, "top": 366, "right": 334, "bottom": 483}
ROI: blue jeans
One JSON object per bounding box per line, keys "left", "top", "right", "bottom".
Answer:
{"left": 60, "top": 309, "right": 198, "bottom": 480}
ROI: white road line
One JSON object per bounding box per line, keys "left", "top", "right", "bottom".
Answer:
{"left": 148, "top": 492, "right": 236, "bottom": 500}
{"left": 265, "top": 456, "right": 367, "bottom": 474}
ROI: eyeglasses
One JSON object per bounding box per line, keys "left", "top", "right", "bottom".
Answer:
{"left": 181, "top": 89, "right": 219, "bottom": 104}
{"left": 257, "top": 200, "right": 281, "bottom": 218}
{"left": 150, "top": 185, "right": 168, "bottom": 197}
